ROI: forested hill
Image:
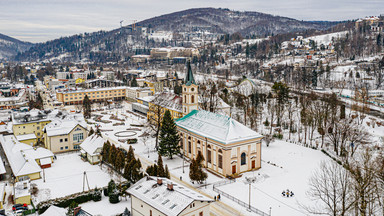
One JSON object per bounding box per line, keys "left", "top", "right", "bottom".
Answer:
{"left": 0, "top": 33, "right": 33, "bottom": 59}
{"left": 14, "top": 8, "right": 341, "bottom": 62}
{"left": 138, "top": 8, "right": 339, "bottom": 36}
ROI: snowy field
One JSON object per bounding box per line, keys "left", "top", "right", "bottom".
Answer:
{"left": 32, "top": 153, "right": 117, "bottom": 204}
{"left": 217, "top": 140, "right": 330, "bottom": 215}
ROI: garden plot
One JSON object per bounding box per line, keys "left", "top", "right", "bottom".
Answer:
{"left": 32, "top": 153, "right": 118, "bottom": 205}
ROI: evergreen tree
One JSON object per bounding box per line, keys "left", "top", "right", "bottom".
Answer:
{"left": 157, "top": 154, "right": 165, "bottom": 177}
{"left": 83, "top": 95, "right": 92, "bottom": 118}
{"left": 312, "top": 69, "right": 318, "bottom": 87}
{"left": 131, "top": 77, "right": 138, "bottom": 87}
{"left": 131, "top": 159, "right": 143, "bottom": 183}
{"left": 246, "top": 42, "right": 250, "bottom": 58}
{"left": 102, "top": 141, "right": 111, "bottom": 162}
{"left": 126, "top": 146, "right": 135, "bottom": 164}
{"left": 109, "top": 144, "right": 117, "bottom": 165}
{"left": 115, "top": 150, "right": 125, "bottom": 172}
{"left": 158, "top": 110, "right": 181, "bottom": 159}
{"left": 88, "top": 127, "right": 94, "bottom": 136}
{"left": 189, "top": 151, "right": 207, "bottom": 184}
{"left": 67, "top": 201, "right": 78, "bottom": 215}
{"left": 164, "top": 165, "right": 170, "bottom": 179}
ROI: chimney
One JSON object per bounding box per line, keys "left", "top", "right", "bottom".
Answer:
{"left": 73, "top": 206, "right": 81, "bottom": 216}
{"left": 157, "top": 178, "right": 163, "bottom": 185}
{"left": 167, "top": 183, "right": 173, "bottom": 191}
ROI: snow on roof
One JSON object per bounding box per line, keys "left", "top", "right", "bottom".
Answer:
{"left": 0, "top": 135, "right": 46, "bottom": 177}
{"left": 127, "top": 176, "right": 213, "bottom": 216}
{"left": 80, "top": 134, "right": 105, "bottom": 156}
{"left": 14, "top": 180, "right": 30, "bottom": 199}
{"left": 151, "top": 92, "right": 182, "bottom": 113}
{"left": 16, "top": 133, "right": 37, "bottom": 141}
{"left": 40, "top": 157, "right": 52, "bottom": 166}
{"left": 40, "top": 205, "right": 66, "bottom": 216}
{"left": 45, "top": 118, "right": 87, "bottom": 137}
{"left": 176, "top": 110, "right": 262, "bottom": 144}
{"left": 56, "top": 86, "right": 126, "bottom": 94}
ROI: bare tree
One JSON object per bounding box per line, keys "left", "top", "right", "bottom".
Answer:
{"left": 147, "top": 97, "right": 163, "bottom": 149}
{"left": 306, "top": 160, "right": 354, "bottom": 216}
{"left": 347, "top": 150, "right": 380, "bottom": 216}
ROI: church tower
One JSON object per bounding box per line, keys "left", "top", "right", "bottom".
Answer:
{"left": 182, "top": 61, "right": 198, "bottom": 116}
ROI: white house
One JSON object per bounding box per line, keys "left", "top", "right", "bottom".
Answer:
{"left": 80, "top": 134, "right": 106, "bottom": 165}
{"left": 127, "top": 176, "right": 213, "bottom": 216}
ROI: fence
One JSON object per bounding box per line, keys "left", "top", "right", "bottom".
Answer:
{"left": 213, "top": 179, "right": 270, "bottom": 216}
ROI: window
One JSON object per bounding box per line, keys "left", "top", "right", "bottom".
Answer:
{"left": 218, "top": 155, "right": 223, "bottom": 169}
{"left": 37, "top": 132, "right": 40, "bottom": 136}
{"left": 199, "top": 212, "right": 203, "bottom": 216}
{"left": 191, "top": 95, "right": 194, "bottom": 103}
{"left": 241, "top": 152, "right": 246, "bottom": 165}
{"left": 65, "top": 146, "right": 68, "bottom": 149}
{"left": 74, "top": 145, "right": 80, "bottom": 150}
{"left": 73, "top": 133, "right": 84, "bottom": 142}
{"left": 207, "top": 150, "right": 211, "bottom": 163}
{"left": 60, "top": 147, "right": 63, "bottom": 150}
{"left": 150, "top": 210, "right": 152, "bottom": 216}
{"left": 188, "top": 141, "right": 191, "bottom": 154}
{"left": 65, "top": 138, "right": 68, "bottom": 142}
{"left": 60, "top": 139, "right": 63, "bottom": 143}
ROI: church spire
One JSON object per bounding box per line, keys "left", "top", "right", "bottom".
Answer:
{"left": 185, "top": 61, "right": 196, "bottom": 86}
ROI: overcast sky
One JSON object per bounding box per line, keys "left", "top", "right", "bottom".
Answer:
{"left": 1, "top": 0, "right": 383, "bottom": 43}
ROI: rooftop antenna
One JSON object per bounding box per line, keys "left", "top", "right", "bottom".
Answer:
{"left": 120, "top": 20, "right": 124, "bottom": 28}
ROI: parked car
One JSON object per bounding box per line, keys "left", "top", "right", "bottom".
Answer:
{"left": 12, "top": 204, "right": 27, "bottom": 211}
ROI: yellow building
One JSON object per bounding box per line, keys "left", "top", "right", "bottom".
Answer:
{"left": 56, "top": 86, "right": 126, "bottom": 105}
{"left": 12, "top": 110, "right": 51, "bottom": 144}
{"left": 14, "top": 181, "right": 31, "bottom": 205}
{"left": 75, "top": 78, "right": 85, "bottom": 84}
{"left": 44, "top": 120, "right": 88, "bottom": 153}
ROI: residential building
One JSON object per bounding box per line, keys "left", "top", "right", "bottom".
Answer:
{"left": 0, "top": 89, "right": 28, "bottom": 109}
{"left": 80, "top": 134, "right": 106, "bottom": 164}
{"left": 127, "top": 176, "right": 213, "bottom": 216}
{"left": 12, "top": 109, "right": 52, "bottom": 144}
{"left": 44, "top": 114, "right": 88, "bottom": 153}
{"left": 13, "top": 180, "right": 31, "bottom": 205}
{"left": 56, "top": 86, "right": 126, "bottom": 105}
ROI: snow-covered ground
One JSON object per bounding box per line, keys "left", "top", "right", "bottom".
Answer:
{"left": 217, "top": 140, "right": 330, "bottom": 215}
{"left": 32, "top": 153, "right": 118, "bottom": 205}
{"left": 89, "top": 103, "right": 336, "bottom": 216}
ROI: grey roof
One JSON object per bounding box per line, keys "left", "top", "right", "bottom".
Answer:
{"left": 127, "top": 176, "right": 213, "bottom": 216}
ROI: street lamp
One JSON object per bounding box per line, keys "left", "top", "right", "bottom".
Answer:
{"left": 243, "top": 176, "right": 257, "bottom": 211}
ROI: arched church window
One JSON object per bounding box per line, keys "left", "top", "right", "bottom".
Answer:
{"left": 241, "top": 152, "right": 246, "bottom": 165}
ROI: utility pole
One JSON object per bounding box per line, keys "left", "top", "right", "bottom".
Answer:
{"left": 243, "top": 176, "right": 257, "bottom": 212}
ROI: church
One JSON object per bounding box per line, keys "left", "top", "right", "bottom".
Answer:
{"left": 175, "top": 63, "right": 263, "bottom": 177}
